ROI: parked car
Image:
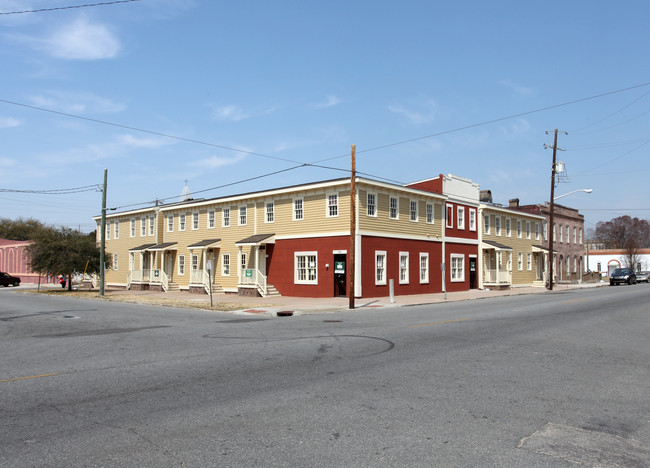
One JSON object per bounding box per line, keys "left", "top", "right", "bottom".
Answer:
{"left": 634, "top": 271, "right": 650, "bottom": 283}
{"left": 609, "top": 268, "right": 636, "bottom": 286}
{"left": 0, "top": 272, "right": 21, "bottom": 287}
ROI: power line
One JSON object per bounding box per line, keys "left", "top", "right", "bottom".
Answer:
{"left": 0, "top": 185, "right": 101, "bottom": 194}
{"left": 0, "top": 0, "right": 141, "bottom": 15}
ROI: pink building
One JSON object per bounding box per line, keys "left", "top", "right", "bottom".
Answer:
{"left": 0, "top": 238, "right": 52, "bottom": 284}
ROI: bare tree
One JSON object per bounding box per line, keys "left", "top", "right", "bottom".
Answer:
{"left": 595, "top": 216, "right": 650, "bottom": 270}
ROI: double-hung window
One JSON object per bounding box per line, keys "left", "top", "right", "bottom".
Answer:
{"left": 506, "top": 218, "right": 511, "bottom": 237}
{"left": 178, "top": 255, "right": 185, "bottom": 275}
{"left": 222, "top": 253, "right": 230, "bottom": 276}
{"left": 167, "top": 215, "right": 173, "bottom": 232}
{"left": 223, "top": 208, "right": 230, "bottom": 227}
{"left": 140, "top": 217, "right": 146, "bottom": 236}
{"left": 367, "top": 193, "right": 377, "bottom": 217}
{"left": 426, "top": 203, "right": 434, "bottom": 224}
{"left": 266, "top": 202, "right": 274, "bottom": 223}
{"left": 293, "top": 198, "right": 304, "bottom": 221}
{"left": 517, "top": 220, "right": 522, "bottom": 238}
{"left": 192, "top": 212, "right": 199, "bottom": 230}
{"left": 389, "top": 197, "right": 399, "bottom": 220}
{"left": 457, "top": 206, "right": 465, "bottom": 229}
{"left": 149, "top": 216, "right": 155, "bottom": 235}
{"left": 375, "top": 251, "right": 387, "bottom": 285}
{"left": 483, "top": 214, "right": 490, "bottom": 235}
{"left": 495, "top": 216, "right": 501, "bottom": 236}
{"left": 526, "top": 221, "right": 531, "bottom": 239}
{"left": 106, "top": 221, "right": 111, "bottom": 240}
{"left": 130, "top": 219, "right": 136, "bottom": 237}
{"left": 410, "top": 201, "right": 418, "bottom": 222}
{"left": 295, "top": 252, "right": 317, "bottom": 284}
{"left": 517, "top": 252, "right": 523, "bottom": 270}
{"left": 239, "top": 206, "right": 247, "bottom": 226}
{"left": 208, "top": 210, "right": 215, "bottom": 229}
{"left": 191, "top": 254, "right": 198, "bottom": 273}
{"left": 114, "top": 221, "right": 119, "bottom": 239}
{"left": 399, "top": 252, "right": 409, "bottom": 284}
{"left": 327, "top": 194, "right": 338, "bottom": 217}
{"left": 469, "top": 208, "right": 476, "bottom": 231}
{"left": 527, "top": 253, "right": 532, "bottom": 271}
{"left": 179, "top": 214, "right": 186, "bottom": 231}
{"left": 113, "top": 252, "right": 118, "bottom": 270}
{"left": 535, "top": 222, "right": 540, "bottom": 240}
{"left": 419, "top": 253, "right": 429, "bottom": 284}
{"left": 450, "top": 254, "right": 464, "bottom": 282}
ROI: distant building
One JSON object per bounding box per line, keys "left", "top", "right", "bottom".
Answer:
{"left": 510, "top": 201, "right": 585, "bottom": 283}
{"left": 0, "top": 238, "right": 47, "bottom": 283}
{"left": 586, "top": 248, "right": 650, "bottom": 276}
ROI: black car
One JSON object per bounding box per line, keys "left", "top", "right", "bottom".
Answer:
{"left": 609, "top": 268, "right": 636, "bottom": 286}
{"left": 0, "top": 272, "right": 21, "bottom": 287}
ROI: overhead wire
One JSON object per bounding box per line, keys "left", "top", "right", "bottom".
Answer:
{"left": 3, "top": 81, "right": 650, "bottom": 211}
{"left": 0, "top": 0, "right": 142, "bottom": 15}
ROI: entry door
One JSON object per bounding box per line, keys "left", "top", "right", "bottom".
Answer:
{"left": 258, "top": 246, "right": 267, "bottom": 275}
{"left": 469, "top": 257, "right": 477, "bottom": 289}
{"left": 333, "top": 254, "right": 347, "bottom": 297}
{"left": 165, "top": 253, "right": 173, "bottom": 280}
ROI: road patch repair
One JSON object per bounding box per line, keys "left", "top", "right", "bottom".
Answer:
{"left": 518, "top": 422, "right": 650, "bottom": 466}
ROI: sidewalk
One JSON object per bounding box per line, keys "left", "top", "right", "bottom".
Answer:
{"left": 15, "top": 281, "right": 605, "bottom": 316}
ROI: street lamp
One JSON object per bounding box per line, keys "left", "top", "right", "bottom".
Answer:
{"left": 554, "top": 188, "right": 592, "bottom": 201}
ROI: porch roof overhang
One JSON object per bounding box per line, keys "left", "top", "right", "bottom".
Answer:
{"left": 147, "top": 242, "right": 178, "bottom": 251}
{"left": 129, "top": 243, "right": 156, "bottom": 252}
{"left": 188, "top": 238, "right": 221, "bottom": 250}
{"left": 481, "top": 240, "right": 512, "bottom": 251}
{"left": 235, "top": 233, "right": 275, "bottom": 246}
{"left": 532, "top": 245, "right": 548, "bottom": 253}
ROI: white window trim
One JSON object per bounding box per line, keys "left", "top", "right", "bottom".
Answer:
{"left": 483, "top": 213, "right": 490, "bottom": 235}
{"left": 450, "top": 254, "right": 465, "bottom": 282}
{"left": 495, "top": 216, "right": 501, "bottom": 236}
{"left": 222, "top": 208, "right": 230, "bottom": 228}
{"left": 506, "top": 218, "right": 511, "bottom": 237}
{"left": 114, "top": 221, "right": 119, "bottom": 239}
{"left": 457, "top": 206, "right": 465, "bottom": 230}
{"left": 294, "top": 251, "right": 318, "bottom": 285}
{"left": 399, "top": 251, "right": 409, "bottom": 284}
{"left": 326, "top": 192, "right": 339, "bottom": 218}
{"left": 113, "top": 252, "right": 118, "bottom": 270}
{"left": 106, "top": 221, "right": 111, "bottom": 240}
{"left": 426, "top": 203, "right": 435, "bottom": 225}
{"left": 130, "top": 218, "right": 136, "bottom": 238}
{"left": 179, "top": 213, "right": 186, "bottom": 232}
{"left": 410, "top": 200, "right": 418, "bottom": 223}
{"left": 527, "top": 252, "right": 532, "bottom": 271}
{"left": 149, "top": 216, "right": 155, "bottom": 236}
{"left": 238, "top": 205, "right": 247, "bottom": 226}
{"left": 446, "top": 204, "right": 454, "bottom": 228}
{"left": 293, "top": 197, "right": 304, "bottom": 221}
{"left": 167, "top": 215, "right": 174, "bottom": 232}
{"left": 375, "top": 250, "right": 387, "bottom": 285}
{"left": 517, "top": 220, "right": 522, "bottom": 238}
{"left": 367, "top": 192, "right": 377, "bottom": 217}
{"left": 526, "top": 221, "right": 531, "bottom": 240}
{"left": 389, "top": 196, "right": 399, "bottom": 220}
{"left": 222, "top": 253, "right": 230, "bottom": 276}
{"left": 191, "top": 212, "right": 199, "bottom": 230}
{"left": 140, "top": 217, "right": 146, "bottom": 237}
{"left": 208, "top": 210, "right": 216, "bottom": 229}
{"left": 419, "top": 252, "right": 429, "bottom": 284}
{"left": 265, "top": 201, "right": 274, "bottom": 224}
{"left": 178, "top": 255, "right": 185, "bottom": 275}
{"left": 517, "top": 252, "right": 523, "bottom": 271}
{"left": 469, "top": 208, "right": 476, "bottom": 231}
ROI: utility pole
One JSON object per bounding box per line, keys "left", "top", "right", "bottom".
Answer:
{"left": 100, "top": 168, "right": 107, "bottom": 296}
{"left": 545, "top": 129, "right": 566, "bottom": 291}
{"left": 349, "top": 144, "right": 356, "bottom": 310}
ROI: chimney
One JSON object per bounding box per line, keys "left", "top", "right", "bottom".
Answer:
{"left": 509, "top": 198, "right": 519, "bottom": 208}
{"left": 479, "top": 190, "right": 492, "bottom": 203}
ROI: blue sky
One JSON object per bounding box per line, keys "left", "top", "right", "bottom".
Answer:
{"left": 1, "top": 0, "right": 649, "bottom": 234}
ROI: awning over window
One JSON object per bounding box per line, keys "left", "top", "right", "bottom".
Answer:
{"left": 481, "top": 240, "right": 512, "bottom": 251}
{"left": 129, "top": 243, "right": 156, "bottom": 252}
{"left": 188, "top": 239, "right": 221, "bottom": 250}
{"left": 147, "top": 242, "right": 178, "bottom": 252}
{"left": 235, "top": 233, "right": 275, "bottom": 246}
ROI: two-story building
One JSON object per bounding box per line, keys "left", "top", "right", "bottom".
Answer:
{"left": 96, "top": 176, "right": 462, "bottom": 298}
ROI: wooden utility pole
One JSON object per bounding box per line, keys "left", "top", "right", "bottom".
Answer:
{"left": 545, "top": 129, "right": 566, "bottom": 291}
{"left": 100, "top": 168, "right": 107, "bottom": 296}
{"left": 349, "top": 145, "right": 356, "bottom": 310}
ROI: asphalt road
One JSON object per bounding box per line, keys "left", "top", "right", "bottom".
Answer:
{"left": 1, "top": 285, "right": 649, "bottom": 467}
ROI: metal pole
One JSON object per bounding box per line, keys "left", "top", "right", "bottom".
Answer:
{"left": 100, "top": 168, "right": 107, "bottom": 296}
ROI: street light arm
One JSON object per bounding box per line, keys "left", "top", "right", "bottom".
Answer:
{"left": 554, "top": 188, "right": 592, "bottom": 201}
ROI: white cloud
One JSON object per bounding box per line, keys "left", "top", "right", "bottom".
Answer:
{"left": 29, "top": 91, "right": 126, "bottom": 114}
{"left": 0, "top": 117, "right": 22, "bottom": 128}
{"left": 213, "top": 105, "right": 249, "bottom": 122}
{"left": 313, "top": 95, "right": 341, "bottom": 109}
{"left": 8, "top": 16, "right": 121, "bottom": 60}
{"left": 500, "top": 80, "right": 536, "bottom": 97}
{"left": 116, "top": 134, "right": 172, "bottom": 149}
{"left": 197, "top": 153, "right": 246, "bottom": 169}
{"left": 388, "top": 98, "right": 438, "bottom": 124}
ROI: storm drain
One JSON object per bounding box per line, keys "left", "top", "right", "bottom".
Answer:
{"left": 276, "top": 311, "right": 294, "bottom": 317}
{"left": 518, "top": 423, "right": 650, "bottom": 467}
